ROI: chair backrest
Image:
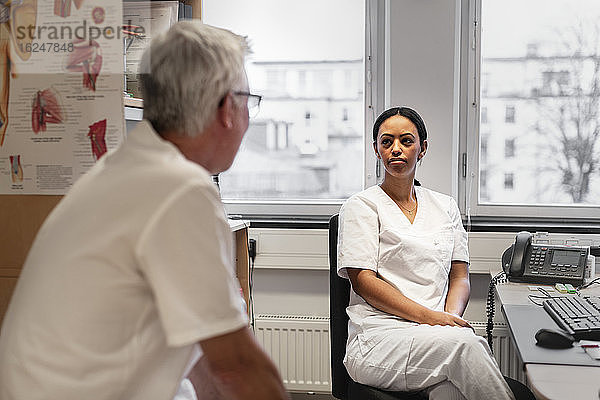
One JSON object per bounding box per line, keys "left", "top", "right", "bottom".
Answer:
{"left": 328, "top": 215, "right": 427, "bottom": 400}
{"left": 329, "top": 214, "right": 352, "bottom": 400}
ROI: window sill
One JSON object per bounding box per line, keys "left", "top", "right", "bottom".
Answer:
{"left": 465, "top": 217, "right": 600, "bottom": 234}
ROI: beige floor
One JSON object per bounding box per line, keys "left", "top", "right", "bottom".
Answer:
{"left": 289, "top": 392, "right": 335, "bottom": 400}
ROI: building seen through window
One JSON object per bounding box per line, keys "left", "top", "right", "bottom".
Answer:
{"left": 203, "top": 0, "right": 364, "bottom": 201}
{"left": 479, "top": 0, "right": 600, "bottom": 206}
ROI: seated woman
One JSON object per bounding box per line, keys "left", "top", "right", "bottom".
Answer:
{"left": 337, "top": 107, "right": 515, "bottom": 400}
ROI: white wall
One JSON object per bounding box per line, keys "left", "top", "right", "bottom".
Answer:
{"left": 387, "top": 0, "right": 462, "bottom": 197}
{"left": 250, "top": 228, "right": 329, "bottom": 317}
{"left": 250, "top": 228, "right": 600, "bottom": 324}
{"left": 250, "top": 228, "right": 517, "bottom": 323}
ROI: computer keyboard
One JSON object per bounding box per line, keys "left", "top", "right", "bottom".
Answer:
{"left": 542, "top": 295, "right": 600, "bottom": 341}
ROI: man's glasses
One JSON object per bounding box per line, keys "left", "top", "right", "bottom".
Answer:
{"left": 233, "top": 91, "right": 262, "bottom": 118}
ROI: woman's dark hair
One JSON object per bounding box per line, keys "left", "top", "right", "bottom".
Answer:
{"left": 372, "top": 106, "right": 428, "bottom": 146}
{"left": 373, "top": 106, "right": 427, "bottom": 186}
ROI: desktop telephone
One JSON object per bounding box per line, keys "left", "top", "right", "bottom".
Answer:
{"left": 487, "top": 231, "right": 591, "bottom": 351}
{"left": 501, "top": 231, "right": 589, "bottom": 286}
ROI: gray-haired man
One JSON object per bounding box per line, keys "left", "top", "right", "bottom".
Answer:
{"left": 0, "top": 21, "right": 288, "bottom": 400}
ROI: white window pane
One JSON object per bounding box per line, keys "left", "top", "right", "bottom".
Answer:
{"left": 203, "top": 0, "right": 365, "bottom": 200}
{"left": 480, "top": 0, "right": 600, "bottom": 205}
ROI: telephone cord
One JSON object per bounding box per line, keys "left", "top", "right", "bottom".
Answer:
{"left": 486, "top": 271, "right": 507, "bottom": 353}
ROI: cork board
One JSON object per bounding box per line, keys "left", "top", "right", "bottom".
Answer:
{"left": 0, "top": 195, "right": 61, "bottom": 325}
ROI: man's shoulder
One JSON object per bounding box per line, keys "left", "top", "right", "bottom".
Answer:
{"left": 115, "top": 122, "right": 215, "bottom": 194}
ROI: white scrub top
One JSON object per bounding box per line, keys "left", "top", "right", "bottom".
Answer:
{"left": 337, "top": 185, "right": 469, "bottom": 340}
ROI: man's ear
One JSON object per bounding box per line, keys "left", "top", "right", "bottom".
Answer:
{"left": 217, "top": 92, "right": 234, "bottom": 129}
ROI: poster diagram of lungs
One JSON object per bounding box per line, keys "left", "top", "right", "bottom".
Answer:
{"left": 0, "top": 0, "right": 124, "bottom": 194}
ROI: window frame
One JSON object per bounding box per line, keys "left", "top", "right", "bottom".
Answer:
{"left": 220, "top": 0, "right": 385, "bottom": 218}
{"left": 461, "top": 0, "right": 600, "bottom": 221}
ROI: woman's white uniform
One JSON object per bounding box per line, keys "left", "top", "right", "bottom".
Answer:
{"left": 338, "top": 185, "right": 514, "bottom": 400}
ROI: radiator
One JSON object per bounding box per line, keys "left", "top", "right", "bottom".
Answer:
{"left": 471, "top": 322, "right": 526, "bottom": 383}
{"left": 254, "top": 316, "right": 523, "bottom": 393}
{"left": 254, "top": 315, "right": 331, "bottom": 392}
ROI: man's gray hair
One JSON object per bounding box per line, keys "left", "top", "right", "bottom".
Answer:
{"left": 139, "top": 21, "right": 249, "bottom": 137}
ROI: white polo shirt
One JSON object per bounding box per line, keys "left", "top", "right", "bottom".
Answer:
{"left": 0, "top": 121, "right": 248, "bottom": 400}
{"left": 337, "top": 185, "right": 469, "bottom": 338}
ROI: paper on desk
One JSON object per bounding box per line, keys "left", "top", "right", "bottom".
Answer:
{"left": 579, "top": 341, "right": 600, "bottom": 359}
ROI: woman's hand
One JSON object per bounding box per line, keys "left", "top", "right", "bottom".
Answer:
{"left": 426, "top": 310, "right": 473, "bottom": 330}
{"left": 347, "top": 268, "right": 474, "bottom": 332}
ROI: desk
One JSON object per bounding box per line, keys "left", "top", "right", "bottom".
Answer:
{"left": 496, "top": 282, "right": 600, "bottom": 399}
{"left": 228, "top": 219, "right": 250, "bottom": 319}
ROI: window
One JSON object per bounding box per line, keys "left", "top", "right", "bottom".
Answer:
{"left": 504, "top": 173, "right": 514, "bottom": 190}
{"left": 203, "top": 0, "right": 365, "bottom": 206}
{"left": 504, "top": 138, "right": 515, "bottom": 158}
{"left": 504, "top": 105, "right": 515, "bottom": 123}
{"left": 342, "top": 108, "right": 349, "bottom": 122}
{"left": 542, "top": 70, "right": 570, "bottom": 96}
{"left": 298, "top": 70, "right": 307, "bottom": 96}
{"left": 480, "top": 135, "right": 488, "bottom": 161}
{"left": 466, "top": 0, "right": 600, "bottom": 219}
{"left": 480, "top": 170, "right": 488, "bottom": 201}
{"left": 481, "top": 106, "right": 488, "bottom": 124}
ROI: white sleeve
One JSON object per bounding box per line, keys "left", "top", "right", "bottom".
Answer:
{"left": 337, "top": 196, "right": 379, "bottom": 279}
{"left": 136, "top": 183, "right": 247, "bottom": 347}
{"left": 449, "top": 197, "right": 469, "bottom": 263}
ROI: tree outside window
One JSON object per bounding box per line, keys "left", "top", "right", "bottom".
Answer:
{"left": 479, "top": 0, "right": 600, "bottom": 205}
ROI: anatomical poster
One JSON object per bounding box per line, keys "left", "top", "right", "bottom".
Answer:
{"left": 0, "top": 0, "right": 124, "bottom": 194}
{"left": 123, "top": 1, "right": 178, "bottom": 98}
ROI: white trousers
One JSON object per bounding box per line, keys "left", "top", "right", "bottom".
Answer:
{"left": 344, "top": 324, "right": 515, "bottom": 400}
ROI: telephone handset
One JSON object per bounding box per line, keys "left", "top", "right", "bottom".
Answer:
{"left": 501, "top": 231, "right": 589, "bottom": 285}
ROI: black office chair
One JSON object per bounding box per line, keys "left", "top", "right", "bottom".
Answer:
{"left": 328, "top": 214, "right": 425, "bottom": 400}
{"left": 329, "top": 214, "right": 536, "bottom": 400}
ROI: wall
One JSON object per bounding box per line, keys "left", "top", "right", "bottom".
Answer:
{"left": 0, "top": 196, "right": 62, "bottom": 324}
{"left": 251, "top": 228, "right": 600, "bottom": 325}
{"left": 387, "top": 0, "right": 462, "bottom": 197}
{"left": 250, "top": 227, "right": 518, "bottom": 323}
